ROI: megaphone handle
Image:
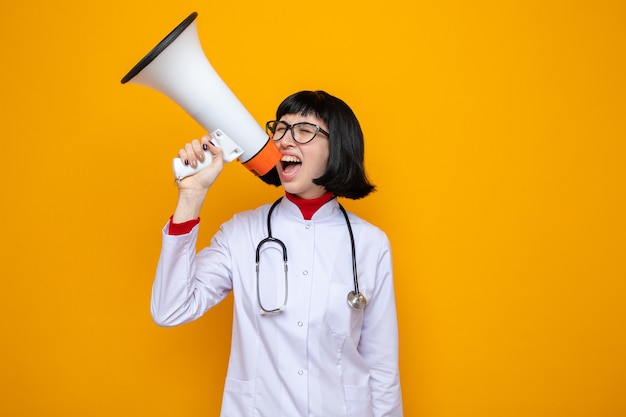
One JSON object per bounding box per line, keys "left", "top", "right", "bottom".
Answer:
{"left": 172, "top": 129, "right": 244, "bottom": 180}
{"left": 172, "top": 154, "right": 212, "bottom": 180}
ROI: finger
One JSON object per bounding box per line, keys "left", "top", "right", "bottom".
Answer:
{"left": 201, "top": 134, "right": 211, "bottom": 151}
{"left": 184, "top": 143, "right": 197, "bottom": 168}
{"left": 204, "top": 136, "right": 224, "bottom": 158}
{"left": 177, "top": 148, "right": 189, "bottom": 166}
{"left": 191, "top": 139, "right": 205, "bottom": 162}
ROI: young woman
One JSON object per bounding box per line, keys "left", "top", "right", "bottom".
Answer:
{"left": 151, "top": 90, "right": 403, "bottom": 416}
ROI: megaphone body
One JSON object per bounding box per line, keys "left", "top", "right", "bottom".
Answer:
{"left": 121, "top": 12, "right": 281, "bottom": 179}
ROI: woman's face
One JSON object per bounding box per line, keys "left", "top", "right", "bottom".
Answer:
{"left": 274, "top": 112, "right": 330, "bottom": 199}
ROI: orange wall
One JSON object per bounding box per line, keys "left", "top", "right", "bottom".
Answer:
{"left": 1, "top": 1, "right": 625, "bottom": 416}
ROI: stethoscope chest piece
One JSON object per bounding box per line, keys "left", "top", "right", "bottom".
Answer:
{"left": 347, "top": 291, "right": 367, "bottom": 310}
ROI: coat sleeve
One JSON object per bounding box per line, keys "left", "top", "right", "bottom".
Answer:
{"left": 150, "top": 222, "right": 233, "bottom": 327}
{"left": 358, "top": 235, "right": 404, "bottom": 416}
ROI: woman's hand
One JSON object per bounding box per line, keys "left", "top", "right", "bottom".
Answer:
{"left": 176, "top": 135, "right": 224, "bottom": 190}
{"left": 172, "top": 135, "right": 224, "bottom": 222}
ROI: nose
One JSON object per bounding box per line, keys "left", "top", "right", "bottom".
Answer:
{"left": 276, "top": 127, "right": 297, "bottom": 146}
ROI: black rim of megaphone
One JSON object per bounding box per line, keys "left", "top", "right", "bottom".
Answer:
{"left": 120, "top": 12, "right": 198, "bottom": 84}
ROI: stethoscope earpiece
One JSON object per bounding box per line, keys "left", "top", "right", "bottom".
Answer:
{"left": 347, "top": 291, "right": 367, "bottom": 310}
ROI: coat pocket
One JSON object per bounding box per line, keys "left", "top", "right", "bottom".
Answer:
{"left": 325, "top": 283, "right": 365, "bottom": 336}
{"left": 221, "top": 378, "right": 255, "bottom": 416}
{"left": 345, "top": 384, "right": 373, "bottom": 416}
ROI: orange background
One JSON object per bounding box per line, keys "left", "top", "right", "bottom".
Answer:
{"left": 1, "top": 1, "right": 625, "bottom": 416}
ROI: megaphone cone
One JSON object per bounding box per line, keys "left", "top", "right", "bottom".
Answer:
{"left": 121, "top": 12, "right": 281, "bottom": 179}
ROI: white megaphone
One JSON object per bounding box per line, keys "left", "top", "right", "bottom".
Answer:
{"left": 121, "top": 12, "right": 281, "bottom": 179}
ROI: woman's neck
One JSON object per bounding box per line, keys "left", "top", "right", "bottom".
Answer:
{"left": 285, "top": 191, "right": 334, "bottom": 220}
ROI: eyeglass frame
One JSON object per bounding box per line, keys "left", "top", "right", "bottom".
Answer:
{"left": 265, "top": 120, "right": 330, "bottom": 144}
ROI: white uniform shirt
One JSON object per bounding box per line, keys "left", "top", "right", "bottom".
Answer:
{"left": 152, "top": 197, "right": 403, "bottom": 416}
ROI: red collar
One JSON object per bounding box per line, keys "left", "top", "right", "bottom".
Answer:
{"left": 285, "top": 192, "right": 335, "bottom": 220}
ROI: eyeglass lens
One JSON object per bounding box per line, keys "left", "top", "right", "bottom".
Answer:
{"left": 267, "top": 121, "right": 320, "bottom": 144}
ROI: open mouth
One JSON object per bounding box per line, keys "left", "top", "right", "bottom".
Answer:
{"left": 280, "top": 155, "right": 302, "bottom": 177}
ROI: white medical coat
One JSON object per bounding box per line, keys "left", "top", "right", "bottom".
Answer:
{"left": 152, "top": 197, "right": 403, "bottom": 416}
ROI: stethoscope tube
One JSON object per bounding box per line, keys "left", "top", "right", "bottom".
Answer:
{"left": 256, "top": 198, "right": 288, "bottom": 314}
{"left": 255, "top": 197, "right": 367, "bottom": 314}
{"left": 338, "top": 203, "right": 367, "bottom": 310}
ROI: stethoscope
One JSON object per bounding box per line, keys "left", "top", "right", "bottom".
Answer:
{"left": 255, "top": 197, "right": 367, "bottom": 315}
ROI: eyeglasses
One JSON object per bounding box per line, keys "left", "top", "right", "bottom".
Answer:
{"left": 266, "top": 120, "right": 330, "bottom": 144}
